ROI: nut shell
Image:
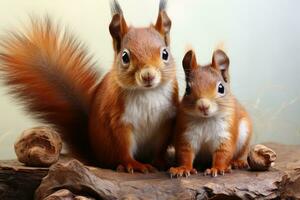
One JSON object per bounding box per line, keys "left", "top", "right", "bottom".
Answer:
{"left": 247, "top": 144, "right": 277, "bottom": 171}
{"left": 14, "top": 126, "right": 62, "bottom": 167}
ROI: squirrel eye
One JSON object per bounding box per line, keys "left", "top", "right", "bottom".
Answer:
{"left": 161, "top": 48, "right": 169, "bottom": 62}
{"left": 121, "top": 49, "right": 130, "bottom": 65}
{"left": 185, "top": 82, "right": 191, "bottom": 96}
{"left": 217, "top": 82, "right": 225, "bottom": 95}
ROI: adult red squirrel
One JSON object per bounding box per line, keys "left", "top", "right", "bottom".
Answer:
{"left": 0, "top": 0, "right": 178, "bottom": 173}
{"left": 169, "top": 50, "right": 252, "bottom": 177}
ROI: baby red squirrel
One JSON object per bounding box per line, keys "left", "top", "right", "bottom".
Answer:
{"left": 169, "top": 49, "right": 252, "bottom": 177}
{"left": 0, "top": 0, "right": 178, "bottom": 173}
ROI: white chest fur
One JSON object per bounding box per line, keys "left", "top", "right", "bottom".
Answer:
{"left": 184, "top": 116, "right": 230, "bottom": 155}
{"left": 122, "top": 81, "right": 176, "bottom": 159}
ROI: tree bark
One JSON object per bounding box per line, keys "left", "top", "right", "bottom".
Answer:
{"left": 1, "top": 143, "right": 299, "bottom": 200}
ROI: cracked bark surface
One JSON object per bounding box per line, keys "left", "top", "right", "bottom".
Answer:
{"left": 1, "top": 143, "right": 299, "bottom": 200}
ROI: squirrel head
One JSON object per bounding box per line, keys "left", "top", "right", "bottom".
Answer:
{"left": 181, "top": 49, "right": 232, "bottom": 118}
{"left": 109, "top": 0, "right": 175, "bottom": 90}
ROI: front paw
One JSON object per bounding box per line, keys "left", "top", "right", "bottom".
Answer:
{"left": 169, "top": 166, "right": 197, "bottom": 178}
{"left": 116, "top": 161, "right": 157, "bottom": 174}
{"left": 204, "top": 166, "right": 231, "bottom": 177}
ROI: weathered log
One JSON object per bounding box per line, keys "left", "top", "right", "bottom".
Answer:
{"left": 0, "top": 160, "right": 48, "bottom": 200}
{"left": 43, "top": 189, "right": 95, "bottom": 200}
{"left": 0, "top": 143, "right": 299, "bottom": 200}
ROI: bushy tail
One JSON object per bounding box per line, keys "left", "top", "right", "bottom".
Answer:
{"left": 0, "top": 17, "right": 100, "bottom": 162}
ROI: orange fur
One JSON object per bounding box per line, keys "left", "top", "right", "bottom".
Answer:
{"left": 0, "top": 17, "right": 99, "bottom": 162}
{"left": 170, "top": 50, "right": 252, "bottom": 177}
{"left": 0, "top": 0, "right": 178, "bottom": 172}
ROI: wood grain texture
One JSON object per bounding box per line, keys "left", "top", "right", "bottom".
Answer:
{"left": 0, "top": 160, "right": 48, "bottom": 200}
{"left": 0, "top": 143, "right": 299, "bottom": 200}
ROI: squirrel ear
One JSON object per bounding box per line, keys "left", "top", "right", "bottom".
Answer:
{"left": 182, "top": 50, "right": 198, "bottom": 80}
{"left": 109, "top": 0, "right": 128, "bottom": 52}
{"left": 155, "top": 0, "right": 171, "bottom": 46}
{"left": 212, "top": 49, "right": 230, "bottom": 82}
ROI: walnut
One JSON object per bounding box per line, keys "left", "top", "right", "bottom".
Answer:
{"left": 14, "top": 126, "right": 62, "bottom": 167}
{"left": 247, "top": 144, "right": 277, "bottom": 171}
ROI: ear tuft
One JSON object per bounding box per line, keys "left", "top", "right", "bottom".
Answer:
{"left": 182, "top": 50, "right": 198, "bottom": 80}
{"left": 159, "top": 0, "right": 168, "bottom": 12}
{"left": 155, "top": 0, "right": 171, "bottom": 45}
{"left": 110, "top": 0, "right": 123, "bottom": 16}
{"left": 109, "top": 1, "right": 128, "bottom": 52}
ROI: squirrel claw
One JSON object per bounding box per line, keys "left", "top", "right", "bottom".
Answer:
{"left": 117, "top": 161, "right": 157, "bottom": 174}
{"left": 169, "top": 166, "right": 197, "bottom": 178}
{"left": 204, "top": 167, "right": 231, "bottom": 177}
{"left": 183, "top": 171, "right": 190, "bottom": 177}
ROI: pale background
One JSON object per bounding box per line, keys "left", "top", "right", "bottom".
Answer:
{"left": 0, "top": 0, "right": 299, "bottom": 159}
